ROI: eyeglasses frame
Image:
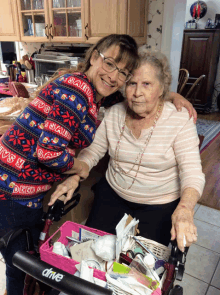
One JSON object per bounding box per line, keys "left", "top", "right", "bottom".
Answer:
{"left": 97, "top": 50, "right": 133, "bottom": 83}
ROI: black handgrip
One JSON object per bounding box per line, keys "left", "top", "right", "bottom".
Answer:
{"left": 0, "top": 228, "right": 33, "bottom": 252}
{"left": 46, "top": 183, "right": 81, "bottom": 222}
{"left": 13, "top": 251, "right": 112, "bottom": 295}
{"left": 169, "top": 285, "right": 183, "bottom": 295}
{"left": 63, "top": 193, "right": 80, "bottom": 216}
{"left": 169, "top": 239, "right": 188, "bottom": 281}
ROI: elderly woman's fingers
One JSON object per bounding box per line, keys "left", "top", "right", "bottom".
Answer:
{"left": 174, "top": 221, "right": 198, "bottom": 252}
{"left": 48, "top": 175, "right": 80, "bottom": 206}
{"left": 170, "top": 224, "right": 177, "bottom": 241}
{"left": 176, "top": 232, "right": 185, "bottom": 253}
{"left": 48, "top": 184, "right": 69, "bottom": 206}
{"left": 185, "top": 224, "right": 198, "bottom": 245}
{"left": 65, "top": 188, "right": 76, "bottom": 204}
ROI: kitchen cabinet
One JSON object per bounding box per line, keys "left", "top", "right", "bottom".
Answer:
{"left": 84, "top": 0, "right": 148, "bottom": 44}
{"left": 0, "top": 0, "right": 20, "bottom": 41}
{"left": 16, "top": 0, "right": 86, "bottom": 42}
{"left": 16, "top": 0, "right": 148, "bottom": 44}
{"left": 180, "top": 29, "right": 220, "bottom": 112}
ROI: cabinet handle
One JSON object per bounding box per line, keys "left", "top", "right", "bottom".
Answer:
{"left": 45, "top": 24, "right": 49, "bottom": 39}
{"left": 49, "top": 24, "right": 54, "bottom": 39}
{"left": 85, "top": 23, "right": 89, "bottom": 40}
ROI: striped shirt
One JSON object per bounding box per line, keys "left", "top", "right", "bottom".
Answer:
{"left": 78, "top": 101, "right": 205, "bottom": 204}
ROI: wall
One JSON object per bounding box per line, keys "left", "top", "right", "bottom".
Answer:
{"left": 145, "top": 0, "right": 164, "bottom": 51}
{"left": 161, "top": 0, "right": 187, "bottom": 92}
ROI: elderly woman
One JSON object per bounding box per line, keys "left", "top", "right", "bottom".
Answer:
{"left": 50, "top": 48, "right": 204, "bottom": 252}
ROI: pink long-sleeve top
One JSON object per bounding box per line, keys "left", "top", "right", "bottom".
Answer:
{"left": 78, "top": 101, "right": 205, "bottom": 204}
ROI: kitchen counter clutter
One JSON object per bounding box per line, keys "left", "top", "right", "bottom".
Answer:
{"left": 0, "top": 95, "right": 33, "bottom": 135}
{"left": 40, "top": 215, "right": 174, "bottom": 295}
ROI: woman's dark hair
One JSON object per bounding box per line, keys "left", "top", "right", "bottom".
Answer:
{"left": 35, "top": 34, "right": 138, "bottom": 96}
{"left": 77, "top": 34, "right": 139, "bottom": 73}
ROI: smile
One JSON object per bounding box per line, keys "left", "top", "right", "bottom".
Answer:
{"left": 101, "top": 78, "right": 115, "bottom": 88}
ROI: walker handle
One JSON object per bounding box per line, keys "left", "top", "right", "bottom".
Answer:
{"left": 13, "top": 250, "right": 112, "bottom": 295}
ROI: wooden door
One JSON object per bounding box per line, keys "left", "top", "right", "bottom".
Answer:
{"left": 180, "top": 30, "right": 220, "bottom": 111}
{"left": 0, "top": 0, "right": 20, "bottom": 41}
{"left": 84, "top": 0, "right": 127, "bottom": 44}
{"left": 16, "top": 0, "right": 50, "bottom": 42}
{"left": 47, "top": 0, "right": 86, "bottom": 43}
{"left": 126, "top": 0, "right": 148, "bottom": 44}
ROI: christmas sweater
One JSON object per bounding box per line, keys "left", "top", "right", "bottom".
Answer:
{"left": 0, "top": 73, "right": 97, "bottom": 208}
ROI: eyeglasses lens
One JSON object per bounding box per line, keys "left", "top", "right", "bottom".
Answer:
{"left": 102, "top": 58, "right": 131, "bottom": 82}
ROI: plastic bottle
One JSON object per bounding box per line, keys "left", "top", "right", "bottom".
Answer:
{"left": 52, "top": 242, "right": 69, "bottom": 257}
{"left": 143, "top": 253, "right": 155, "bottom": 270}
{"left": 52, "top": 242, "right": 65, "bottom": 256}
{"left": 144, "top": 254, "right": 160, "bottom": 282}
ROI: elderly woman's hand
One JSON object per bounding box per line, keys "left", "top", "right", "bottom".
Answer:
{"left": 170, "top": 206, "right": 198, "bottom": 252}
{"left": 169, "top": 92, "right": 197, "bottom": 124}
{"left": 48, "top": 174, "right": 80, "bottom": 206}
{"left": 63, "top": 159, "right": 89, "bottom": 180}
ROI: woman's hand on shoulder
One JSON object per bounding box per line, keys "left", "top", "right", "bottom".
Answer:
{"left": 169, "top": 92, "right": 197, "bottom": 123}
{"left": 170, "top": 205, "right": 197, "bottom": 252}
{"left": 48, "top": 174, "right": 80, "bottom": 206}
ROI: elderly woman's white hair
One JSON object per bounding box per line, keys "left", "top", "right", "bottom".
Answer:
{"left": 137, "top": 46, "right": 172, "bottom": 100}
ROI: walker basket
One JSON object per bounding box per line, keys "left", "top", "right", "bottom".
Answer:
{"left": 106, "top": 235, "right": 171, "bottom": 295}
{"left": 39, "top": 221, "right": 111, "bottom": 281}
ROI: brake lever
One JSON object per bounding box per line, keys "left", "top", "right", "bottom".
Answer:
{"left": 45, "top": 184, "right": 81, "bottom": 222}
{"left": 170, "top": 239, "right": 189, "bottom": 281}
{"left": 62, "top": 193, "right": 81, "bottom": 216}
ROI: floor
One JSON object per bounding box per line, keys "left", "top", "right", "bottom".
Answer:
{"left": 197, "top": 111, "right": 220, "bottom": 211}
{"left": 0, "top": 204, "right": 220, "bottom": 295}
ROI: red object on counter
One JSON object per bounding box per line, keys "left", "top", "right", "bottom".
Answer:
{"left": 0, "top": 84, "right": 12, "bottom": 96}
{"left": 9, "top": 82, "right": 30, "bottom": 98}
{"left": 29, "top": 57, "right": 35, "bottom": 70}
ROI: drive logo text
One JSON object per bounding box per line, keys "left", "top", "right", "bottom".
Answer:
{"left": 42, "top": 268, "right": 64, "bottom": 282}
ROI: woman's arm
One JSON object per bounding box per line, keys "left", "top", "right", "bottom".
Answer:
{"left": 36, "top": 81, "right": 91, "bottom": 175}
{"left": 48, "top": 111, "right": 110, "bottom": 205}
{"left": 172, "top": 115, "right": 205, "bottom": 251}
{"left": 171, "top": 187, "right": 200, "bottom": 252}
{"left": 167, "top": 92, "right": 197, "bottom": 123}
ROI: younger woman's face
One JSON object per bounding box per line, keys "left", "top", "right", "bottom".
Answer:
{"left": 87, "top": 45, "right": 129, "bottom": 101}
{"left": 125, "top": 63, "right": 164, "bottom": 117}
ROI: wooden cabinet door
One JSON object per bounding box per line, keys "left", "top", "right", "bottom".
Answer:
{"left": 47, "top": 0, "right": 86, "bottom": 43}
{"left": 181, "top": 31, "right": 214, "bottom": 78}
{"left": 126, "top": 0, "right": 148, "bottom": 44}
{"left": 180, "top": 30, "right": 220, "bottom": 110}
{"left": 0, "top": 0, "right": 20, "bottom": 41}
{"left": 84, "top": 0, "right": 127, "bottom": 44}
{"left": 16, "top": 0, "right": 51, "bottom": 42}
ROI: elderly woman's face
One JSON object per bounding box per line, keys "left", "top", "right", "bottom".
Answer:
{"left": 125, "top": 63, "right": 163, "bottom": 117}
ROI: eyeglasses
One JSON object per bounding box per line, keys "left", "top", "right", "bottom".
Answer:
{"left": 98, "top": 51, "right": 133, "bottom": 82}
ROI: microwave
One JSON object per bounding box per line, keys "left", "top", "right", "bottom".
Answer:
{"left": 32, "top": 54, "right": 83, "bottom": 78}
{"left": 32, "top": 45, "right": 90, "bottom": 78}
